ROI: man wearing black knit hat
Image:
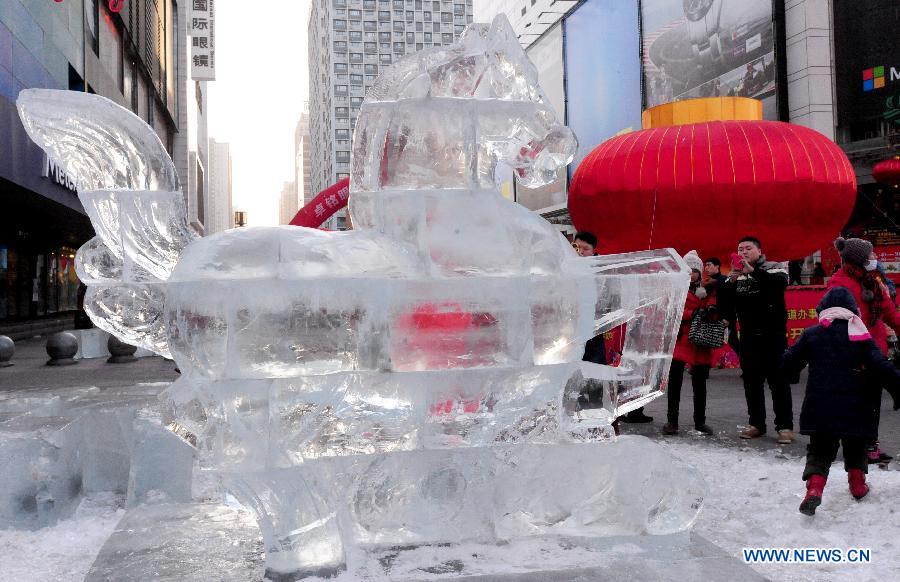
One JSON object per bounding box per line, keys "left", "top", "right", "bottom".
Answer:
{"left": 720, "top": 235, "right": 794, "bottom": 444}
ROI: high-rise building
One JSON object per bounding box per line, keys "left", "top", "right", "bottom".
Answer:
{"left": 1, "top": 0, "right": 187, "bottom": 332}
{"left": 279, "top": 181, "right": 299, "bottom": 225}
{"left": 474, "top": 0, "right": 576, "bottom": 45}
{"left": 295, "top": 106, "right": 313, "bottom": 208}
{"left": 207, "top": 139, "right": 234, "bottom": 235}
{"left": 308, "top": 0, "right": 475, "bottom": 229}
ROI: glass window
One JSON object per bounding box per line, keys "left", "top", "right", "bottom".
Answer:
{"left": 424, "top": 32, "right": 432, "bottom": 42}
{"left": 350, "top": 74, "right": 363, "bottom": 84}
{"left": 424, "top": 11, "right": 431, "bottom": 20}
{"left": 393, "top": 42, "right": 405, "bottom": 53}
{"left": 349, "top": 9, "right": 361, "bottom": 18}
{"left": 364, "top": 20, "right": 376, "bottom": 31}
{"left": 416, "top": 21, "right": 423, "bottom": 31}
{"left": 433, "top": 21, "right": 441, "bottom": 32}
{"left": 406, "top": 32, "right": 415, "bottom": 43}
{"left": 335, "top": 84, "right": 348, "bottom": 94}
{"left": 380, "top": 54, "right": 392, "bottom": 64}
{"left": 453, "top": 3, "right": 464, "bottom": 15}
{"left": 393, "top": 21, "right": 404, "bottom": 31}
{"left": 378, "top": 10, "right": 390, "bottom": 20}
{"left": 349, "top": 30, "right": 362, "bottom": 41}
{"left": 335, "top": 107, "right": 349, "bottom": 117}
{"left": 379, "top": 31, "right": 391, "bottom": 41}
{"left": 441, "top": 12, "right": 451, "bottom": 22}
{"left": 334, "top": 19, "right": 347, "bottom": 29}
{"left": 364, "top": 63, "right": 378, "bottom": 74}
{"left": 333, "top": 41, "right": 348, "bottom": 51}
{"left": 442, "top": 32, "right": 452, "bottom": 44}
{"left": 365, "top": 42, "right": 377, "bottom": 52}
{"left": 349, "top": 52, "right": 363, "bottom": 62}
{"left": 335, "top": 62, "right": 348, "bottom": 72}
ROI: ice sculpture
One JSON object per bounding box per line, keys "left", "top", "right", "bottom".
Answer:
{"left": 18, "top": 15, "right": 698, "bottom": 579}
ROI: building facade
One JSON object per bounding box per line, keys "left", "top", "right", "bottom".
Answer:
{"left": 295, "top": 106, "right": 312, "bottom": 208}
{"left": 279, "top": 181, "right": 299, "bottom": 225}
{"left": 206, "top": 137, "right": 233, "bottom": 234}
{"left": 1, "top": 0, "right": 185, "bottom": 328}
{"left": 308, "top": 0, "right": 475, "bottom": 229}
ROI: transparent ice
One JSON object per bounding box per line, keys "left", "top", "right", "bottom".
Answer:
{"left": 17, "top": 15, "right": 697, "bottom": 578}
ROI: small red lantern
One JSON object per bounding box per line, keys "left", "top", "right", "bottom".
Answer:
{"left": 872, "top": 158, "right": 900, "bottom": 186}
{"left": 569, "top": 98, "right": 857, "bottom": 261}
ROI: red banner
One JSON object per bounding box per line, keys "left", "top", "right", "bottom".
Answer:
{"left": 874, "top": 245, "right": 900, "bottom": 284}
{"left": 785, "top": 286, "right": 826, "bottom": 345}
{"left": 289, "top": 178, "right": 350, "bottom": 228}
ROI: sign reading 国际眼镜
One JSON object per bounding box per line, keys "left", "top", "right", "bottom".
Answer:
{"left": 190, "top": 0, "right": 216, "bottom": 81}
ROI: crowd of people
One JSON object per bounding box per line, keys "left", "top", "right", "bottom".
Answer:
{"left": 573, "top": 231, "right": 900, "bottom": 515}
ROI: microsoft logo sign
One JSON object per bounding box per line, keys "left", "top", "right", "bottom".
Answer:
{"left": 863, "top": 66, "right": 900, "bottom": 91}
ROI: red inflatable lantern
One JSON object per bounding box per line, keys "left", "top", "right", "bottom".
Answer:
{"left": 569, "top": 98, "right": 857, "bottom": 261}
{"left": 872, "top": 158, "right": 900, "bottom": 186}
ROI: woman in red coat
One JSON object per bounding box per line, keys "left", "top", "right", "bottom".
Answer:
{"left": 664, "top": 251, "right": 716, "bottom": 435}
{"left": 828, "top": 237, "right": 900, "bottom": 463}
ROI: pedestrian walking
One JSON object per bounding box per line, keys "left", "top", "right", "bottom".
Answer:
{"left": 782, "top": 287, "right": 900, "bottom": 515}
{"left": 827, "top": 237, "right": 900, "bottom": 464}
{"left": 719, "top": 236, "right": 794, "bottom": 443}
{"left": 663, "top": 251, "right": 715, "bottom": 436}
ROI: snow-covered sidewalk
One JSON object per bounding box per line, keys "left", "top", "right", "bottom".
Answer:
{"left": 663, "top": 438, "right": 900, "bottom": 582}
{"left": 2, "top": 440, "right": 897, "bottom": 582}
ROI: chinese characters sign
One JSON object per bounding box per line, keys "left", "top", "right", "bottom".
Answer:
{"left": 190, "top": 0, "right": 216, "bottom": 81}
{"left": 785, "top": 287, "right": 826, "bottom": 345}
{"left": 289, "top": 178, "right": 351, "bottom": 228}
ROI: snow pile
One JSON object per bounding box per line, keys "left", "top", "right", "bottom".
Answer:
{"left": 664, "top": 440, "right": 900, "bottom": 582}
{"left": 0, "top": 493, "right": 124, "bottom": 582}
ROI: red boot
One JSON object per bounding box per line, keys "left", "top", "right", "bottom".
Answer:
{"left": 799, "top": 474, "right": 827, "bottom": 515}
{"left": 848, "top": 469, "right": 869, "bottom": 500}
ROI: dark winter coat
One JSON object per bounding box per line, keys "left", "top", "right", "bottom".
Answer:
{"left": 719, "top": 256, "right": 788, "bottom": 343}
{"left": 783, "top": 320, "right": 900, "bottom": 438}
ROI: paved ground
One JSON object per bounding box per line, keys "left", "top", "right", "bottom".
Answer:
{"left": 621, "top": 367, "right": 900, "bottom": 459}
{"left": 0, "top": 336, "right": 178, "bottom": 392}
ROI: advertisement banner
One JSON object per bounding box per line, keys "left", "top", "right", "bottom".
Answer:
{"left": 564, "top": 0, "right": 642, "bottom": 177}
{"left": 874, "top": 244, "right": 900, "bottom": 283}
{"left": 190, "top": 0, "right": 216, "bottom": 80}
{"left": 641, "top": 0, "right": 778, "bottom": 119}
{"left": 833, "top": 0, "right": 900, "bottom": 135}
{"left": 785, "top": 287, "right": 826, "bottom": 346}
{"left": 289, "top": 178, "right": 350, "bottom": 228}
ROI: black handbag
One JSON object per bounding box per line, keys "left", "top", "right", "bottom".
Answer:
{"left": 688, "top": 308, "right": 727, "bottom": 348}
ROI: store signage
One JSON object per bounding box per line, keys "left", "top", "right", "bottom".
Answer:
{"left": 862, "top": 65, "right": 900, "bottom": 91}
{"left": 190, "top": 0, "right": 216, "bottom": 81}
{"left": 41, "top": 155, "right": 78, "bottom": 194}
{"left": 52, "top": 0, "right": 124, "bottom": 13}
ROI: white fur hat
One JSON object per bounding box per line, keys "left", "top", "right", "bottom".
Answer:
{"left": 683, "top": 250, "right": 703, "bottom": 272}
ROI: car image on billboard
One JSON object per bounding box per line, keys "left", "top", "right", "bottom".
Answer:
{"left": 642, "top": 0, "right": 778, "bottom": 118}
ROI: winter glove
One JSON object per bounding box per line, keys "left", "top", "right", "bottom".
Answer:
{"left": 695, "top": 286, "right": 707, "bottom": 300}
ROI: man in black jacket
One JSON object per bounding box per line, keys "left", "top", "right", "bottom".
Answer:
{"left": 720, "top": 236, "right": 794, "bottom": 443}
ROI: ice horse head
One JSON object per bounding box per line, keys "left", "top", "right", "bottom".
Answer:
{"left": 17, "top": 14, "right": 701, "bottom": 580}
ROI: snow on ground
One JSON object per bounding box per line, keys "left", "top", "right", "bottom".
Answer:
{"left": 1, "top": 441, "right": 898, "bottom": 581}
{"left": 0, "top": 493, "right": 124, "bottom": 582}
{"left": 663, "top": 438, "right": 900, "bottom": 582}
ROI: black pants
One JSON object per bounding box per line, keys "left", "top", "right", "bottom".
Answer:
{"left": 866, "top": 385, "right": 883, "bottom": 449}
{"left": 667, "top": 360, "right": 709, "bottom": 427}
{"left": 803, "top": 433, "right": 868, "bottom": 480}
{"left": 741, "top": 340, "right": 793, "bottom": 432}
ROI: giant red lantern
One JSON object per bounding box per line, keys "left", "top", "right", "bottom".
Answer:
{"left": 872, "top": 157, "right": 900, "bottom": 186}
{"left": 569, "top": 98, "right": 857, "bottom": 261}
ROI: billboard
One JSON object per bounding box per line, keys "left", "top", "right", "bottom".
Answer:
{"left": 641, "top": 0, "right": 778, "bottom": 119}
{"left": 520, "top": 23, "right": 566, "bottom": 211}
{"left": 564, "top": 0, "right": 643, "bottom": 177}
{"left": 833, "top": 0, "right": 900, "bottom": 139}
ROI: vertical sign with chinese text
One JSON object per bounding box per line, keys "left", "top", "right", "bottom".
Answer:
{"left": 190, "top": 0, "right": 215, "bottom": 80}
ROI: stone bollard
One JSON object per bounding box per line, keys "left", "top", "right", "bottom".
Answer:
{"left": 46, "top": 332, "right": 79, "bottom": 366}
{"left": 107, "top": 335, "right": 138, "bottom": 364}
{"left": 0, "top": 335, "right": 14, "bottom": 367}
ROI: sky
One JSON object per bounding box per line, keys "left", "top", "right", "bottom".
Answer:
{"left": 207, "top": 1, "right": 311, "bottom": 226}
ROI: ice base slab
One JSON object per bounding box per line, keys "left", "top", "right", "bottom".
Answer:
{"left": 83, "top": 502, "right": 766, "bottom": 581}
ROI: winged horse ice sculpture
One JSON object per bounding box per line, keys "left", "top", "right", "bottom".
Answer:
{"left": 18, "top": 15, "right": 700, "bottom": 579}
